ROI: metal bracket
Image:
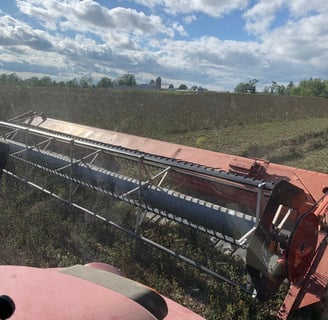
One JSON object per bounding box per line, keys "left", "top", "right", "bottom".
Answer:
{"left": 237, "top": 182, "right": 266, "bottom": 245}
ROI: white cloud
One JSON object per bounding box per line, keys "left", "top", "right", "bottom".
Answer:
{"left": 149, "top": 36, "right": 265, "bottom": 89}
{"left": 0, "top": 15, "right": 52, "bottom": 49}
{"left": 183, "top": 15, "right": 197, "bottom": 24}
{"left": 0, "top": 0, "right": 326, "bottom": 91}
{"left": 288, "top": 0, "right": 328, "bottom": 17}
{"left": 171, "top": 22, "right": 187, "bottom": 36}
{"left": 243, "top": 0, "right": 285, "bottom": 35}
{"left": 243, "top": 0, "right": 328, "bottom": 37}
{"left": 241, "top": 0, "right": 328, "bottom": 84}
{"left": 133, "top": 0, "right": 248, "bottom": 17}
{"left": 10, "top": 0, "right": 180, "bottom": 73}
{"left": 15, "top": 0, "right": 63, "bottom": 30}
{"left": 16, "top": 0, "right": 173, "bottom": 36}
{"left": 264, "top": 12, "right": 328, "bottom": 63}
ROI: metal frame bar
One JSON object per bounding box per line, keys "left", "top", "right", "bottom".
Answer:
{"left": 2, "top": 120, "right": 263, "bottom": 244}
{"left": 121, "top": 166, "right": 171, "bottom": 198}
{"left": 0, "top": 120, "right": 274, "bottom": 190}
{"left": 237, "top": 182, "right": 266, "bottom": 245}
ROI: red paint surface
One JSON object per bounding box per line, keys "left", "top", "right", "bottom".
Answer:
{"left": 0, "top": 266, "right": 156, "bottom": 320}
{"left": 30, "top": 117, "right": 328, "bottom": 203}
{"left": 0, "top": 264, "right": 205, "bottom": 319}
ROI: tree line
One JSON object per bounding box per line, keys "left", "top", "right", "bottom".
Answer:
{"left": 1, "top": 73, "right": 328, "bottom": 98}
{"left": 0, "top": 72, "right": 204, "bottom": 92}
{"left": 234, "top": 78, "right": 328, "bottom": 98}
{"left": 0, "top": 73, "right": 137, "bottom": 89}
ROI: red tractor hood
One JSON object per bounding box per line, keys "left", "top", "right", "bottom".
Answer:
{"left": 0, "top": 264, "right": 204, "bottom": 320}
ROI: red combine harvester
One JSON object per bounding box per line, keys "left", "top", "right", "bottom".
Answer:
{"left": 0, "top": 111, "right": 327, "bottom": 319}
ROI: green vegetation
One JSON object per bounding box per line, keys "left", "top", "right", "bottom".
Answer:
{"left": 234, "top": 79, "right": 258, "bottom": 94}
{"left": 1, "top": 88, "right": 328, "bottom": 319}
{"left": 0, "top": 72, "right": 136, "bottom": 88}
{"left": 235, "top": 78, "right": 328, "bottom": 98}
{"left": 1, "top": 73, "right": 328, "bottom": 98}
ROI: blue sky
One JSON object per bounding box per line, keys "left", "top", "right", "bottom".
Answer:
{"left": 0, "top": 0, "right": 327, "bottom": 91}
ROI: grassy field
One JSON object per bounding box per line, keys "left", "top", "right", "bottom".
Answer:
{"left": 1, "top": 87, "right": 328, "bottom": 319}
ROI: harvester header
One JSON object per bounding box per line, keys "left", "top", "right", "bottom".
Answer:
{"left": 0, "top": 111, "right": 328, "bottom": 319}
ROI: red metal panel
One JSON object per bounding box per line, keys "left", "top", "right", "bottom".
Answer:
{"left": 0, "top": 266, "right": 157, "bottom": 320}
{"left": 278, "top": 232, "right": 328, "bottom": 319}
{"left": 29, "top": 117, "right": 328, "bottom": 204}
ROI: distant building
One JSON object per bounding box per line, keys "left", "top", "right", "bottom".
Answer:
{"left": 155, "top": 77, "right": 161, "bottom": 90}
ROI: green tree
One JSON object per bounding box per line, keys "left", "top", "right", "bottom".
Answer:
{"left": 56, "top": 81, "right": 66, "bottom": 87}
{"left": 248, "top": 79, "right": 258, "bottom": 93}
{"left": 298, "top": 78, "right": 326, "bottom": 97}
{"left": 97, "top": 77, "right": 113, "bottom": 88}
{"left": 270, "top": 81, "right": 278, "bottom": 94}
{"left": 277, "top": 84, "right": 287, "bottom": 95}
{"left": 178, "top": 84, "right": 188, "bottom": 90}
{"left": 117, "top": 73, "right": 136, "bottom": 86}
{"left": 234, "top": 82, "right": 249, "bottom": 93}
{"left": 286, "top": 81, "right": 294, "bottom": 96}
{"left": 322, "top": 80, "right": 328, "bottom": 98}
{"left": 0, "top": 73, "right": 22, "bottom": 85}
{"left": 79, "top": 75, "right": 94, "bottom": 88}
{"left": 263, "top": 86, "right": 270, "bottom": 94}
{"left": 65, "top": 78, "right": 79, "bottom": 88}
{"left": 234, "top": 79, "right": 258, "bottom": 93}
{"left": 39, "top": 76, "right": 53, "bottom": 87}
{"left": 24, "top": 76, "right": 40, "bottom": 87}
{"left": 267, "top": 81, "right": 288, "bottom": 95}
{"left": 287, "top": 78, "right": 327, "bottom": 97}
